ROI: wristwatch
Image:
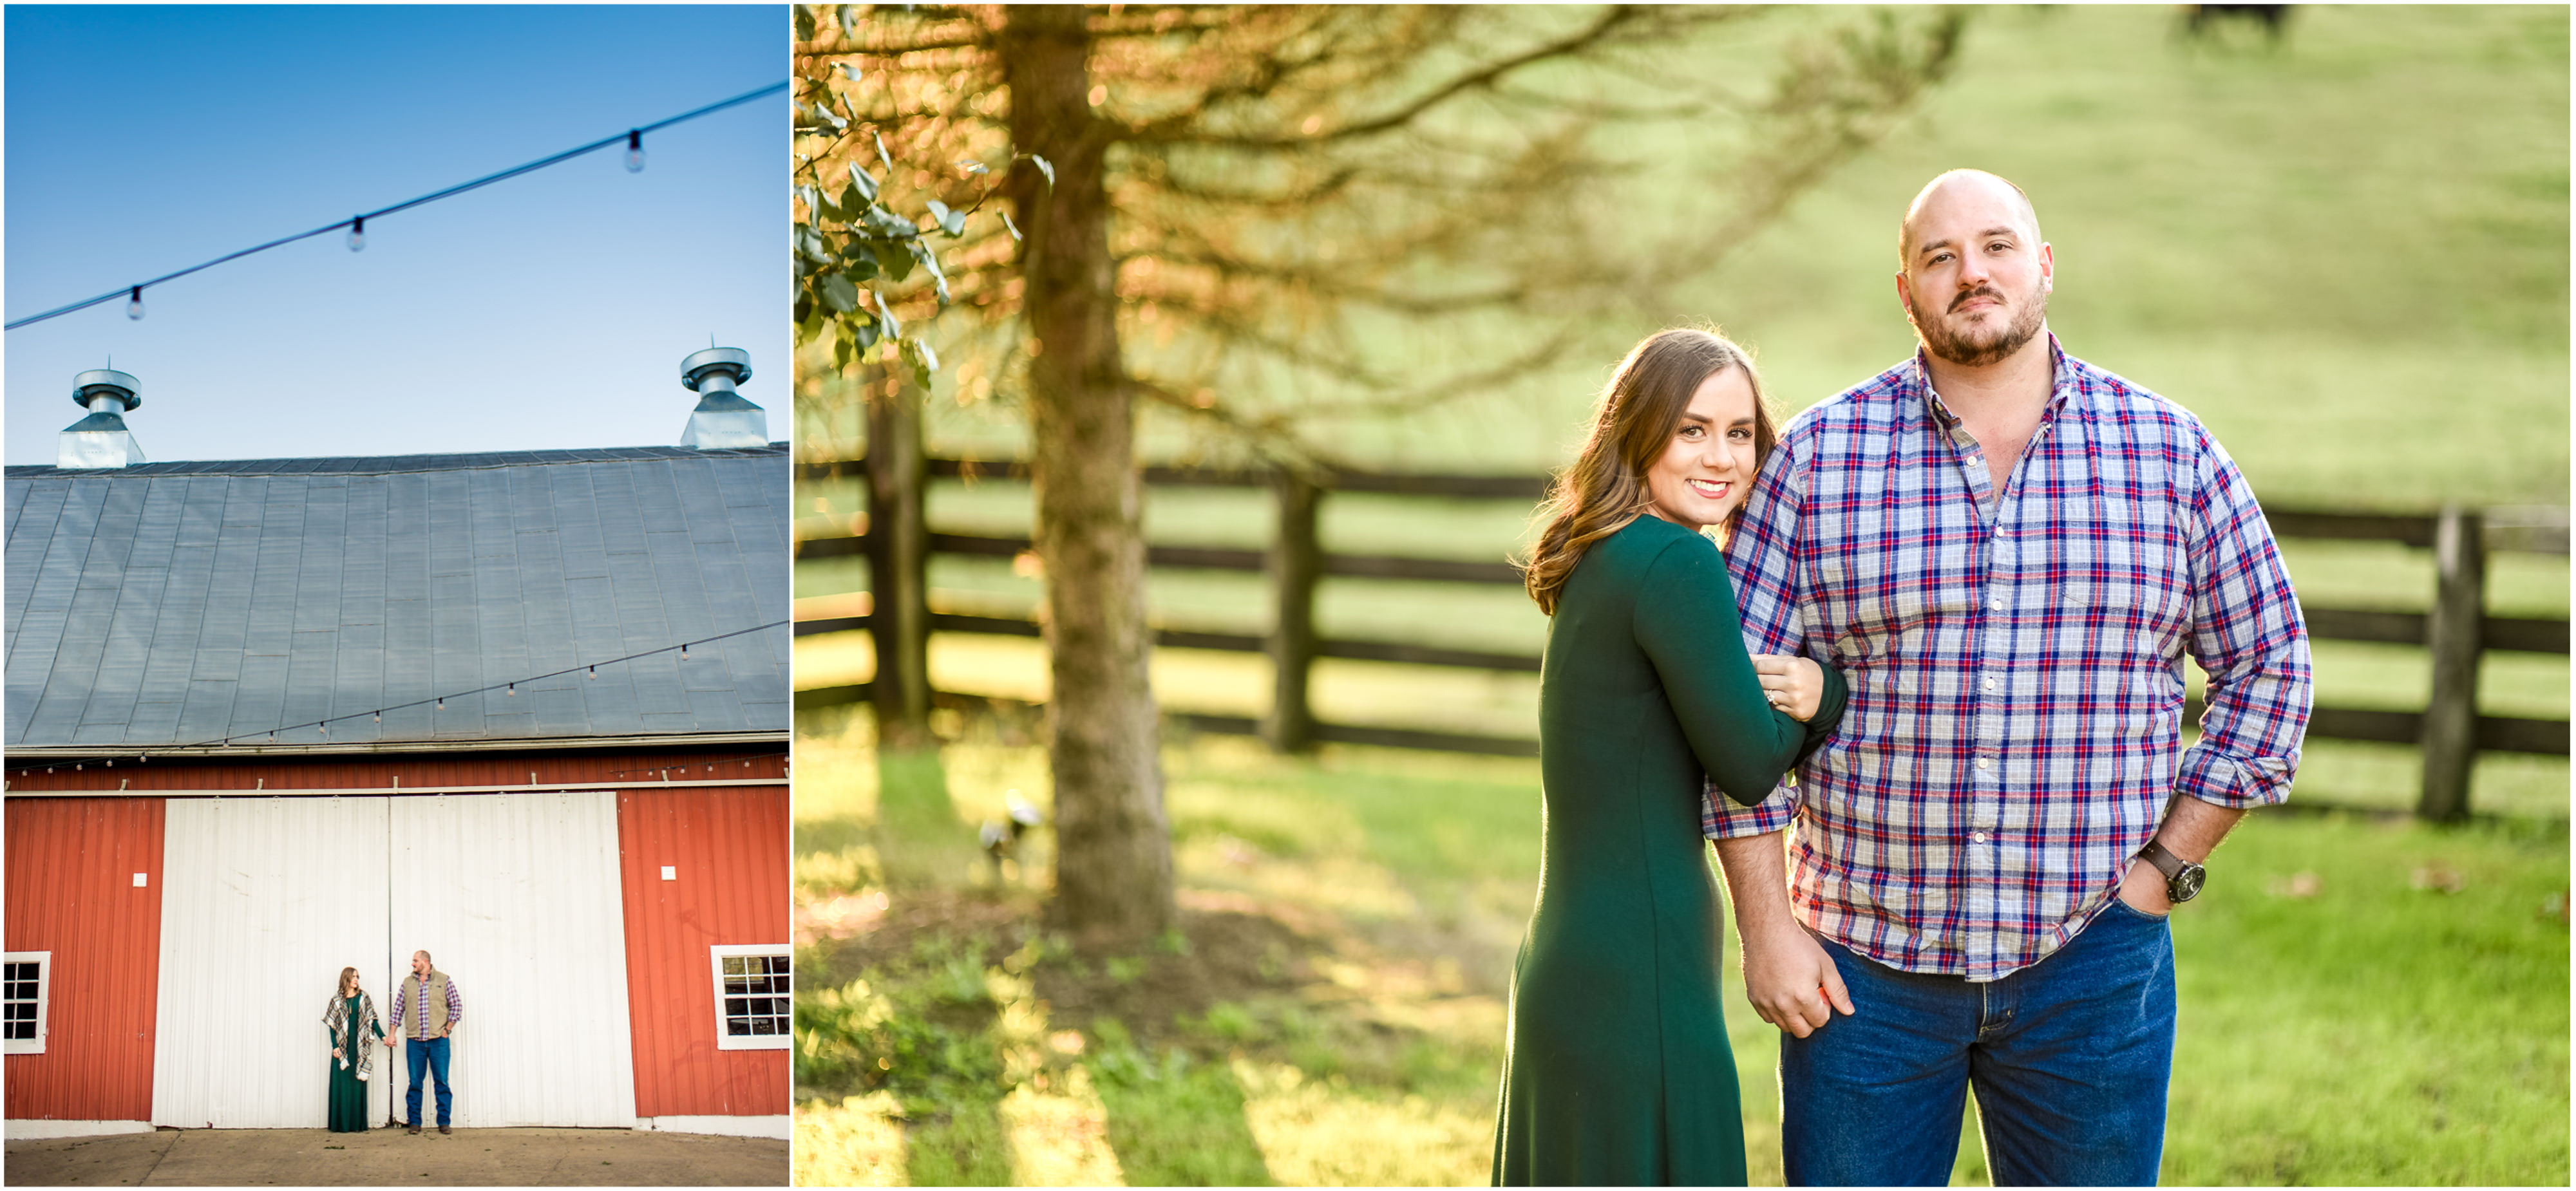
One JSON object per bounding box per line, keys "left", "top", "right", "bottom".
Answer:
{"left": 2135, "top": 838, "right": 2205, "bottom": 904}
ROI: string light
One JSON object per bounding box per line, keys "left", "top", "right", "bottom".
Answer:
{"left": 507, "top": 682, "right": 517, "bottom": 697}
{"left": 347, "top": 215, "right": 365, "bottom": 252}
{"left": 3, "top": 81, "right": 784, "bottom": 332}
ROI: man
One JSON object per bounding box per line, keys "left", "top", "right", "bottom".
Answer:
{"left": 391, "top": 950, "right": 464, "bottom": 1136}
{"left": 1710, "top": 169, "right": 2311, "bottom": 1185}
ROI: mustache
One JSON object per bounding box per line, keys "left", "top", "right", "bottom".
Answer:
{"left": 1948, "top": 286, "right": 2005, "bottom": 314}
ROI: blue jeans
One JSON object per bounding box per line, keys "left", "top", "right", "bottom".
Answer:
{"left": 404, "top": 1037, "right": 453, "bottom": 1127}
{"left": 1780, "top": 899, "right": 2175, "bottom": 1186}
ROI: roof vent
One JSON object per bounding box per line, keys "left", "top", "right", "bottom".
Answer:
{"left": 59, "top": 369, "right": 146, "bottom": 469}
{"left": 677, "top": 347, "right": 766, "bottom": 449}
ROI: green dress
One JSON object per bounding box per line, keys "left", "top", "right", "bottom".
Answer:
{"left": 1492, "top": 515, "right": 1847, "bottom": 1186}
{"left": 328, "top": 994, "right": 382, "bottom": 1132}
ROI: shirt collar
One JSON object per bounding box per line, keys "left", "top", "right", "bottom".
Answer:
{"left": 1910, "top": 332, "right": 2077, "bottom": 427}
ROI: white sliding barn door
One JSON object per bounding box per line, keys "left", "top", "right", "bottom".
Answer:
{"left": 385, "top": 791, "right": 636, "bottom": 1128}
{"left": 153, "top": 798, "right": 396, "bottom": 1129}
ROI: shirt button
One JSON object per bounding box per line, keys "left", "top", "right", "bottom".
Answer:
{"left": 1971, "top": 832, "right": 1990, "bottom": 843}
{"left": 1976, "top": 757, "right": 1991, "bottom": 770}
{"left": 1984, "top": 677, "right": 1997, "bottom": 691}
{"left": 1990, "top": 597, "right": 2005, "bottom": 611}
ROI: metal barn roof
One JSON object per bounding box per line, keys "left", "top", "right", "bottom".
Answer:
{"left": 4, "top": 445, "right": 790, "bottom": 753}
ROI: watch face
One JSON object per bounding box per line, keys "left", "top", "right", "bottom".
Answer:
{"left": 2170, "top": 863, "right": 2206, "bottom": 903}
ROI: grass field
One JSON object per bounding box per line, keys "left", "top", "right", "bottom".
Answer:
{"left": 792, "top": 707, "right": 2570, "bottom": 1186}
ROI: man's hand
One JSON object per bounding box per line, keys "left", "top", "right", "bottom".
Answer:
{"left": 333, "top": 1047, "right": 345, "bottom": 1060}
{"left": 1713, "top": 829, "right": 1855, "bottom": 1039}
{"left": 1752, "top": 654, "right": 1825, "bottom": 721}
{"left": 1740, "top": 918, "right": 1855, "bottom": 1038}
{"left": 2117, "top": 856, "right": 2172, "bottom": 917}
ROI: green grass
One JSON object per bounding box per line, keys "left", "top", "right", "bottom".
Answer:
{"left": 793, "top": 707, "right": 2569, "bottom": 1186}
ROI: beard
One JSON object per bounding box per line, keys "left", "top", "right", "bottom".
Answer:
{"left": 1909, "top": 283, "right": 2048, "bottom": 368}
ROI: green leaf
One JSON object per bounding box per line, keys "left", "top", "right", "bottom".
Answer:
{"left": 878, "top": 303, "right": 903, "bottom": 341}
{"left": 1028, "top": 155, "right": 1055, "bottom": 189}
{"left": 873, "top": 241, "right": 915, "bottom": 283}
{"left": 900, "top": 337, "right": 938, "bottom": 390}
{"left": 938, "top": 207, "right": 967, "bottom": 237}
{"left": 925, "top": 198, "right": 952, "bottom": 225}
{"left": 1001, "top": 211, "right": 1022, "bottom": 242}
{"left": 819, "top": 272, "right": 862, "bottom": 314}
{"left": 842, "top": 248, "right": 878, "bottom": 283}
{"left": 833, "top": 329, "right": 855, "bottom": 373}
{"left": 955, "top": 158, "right": 989, "bottom": 176}
{"left": 794, "top": 6, "right": 815, "bottom": 43}
{"left": 912, "top": 241, "right": 952, "bottom": 304}
{"left": 838, "top": 8, "right": 857, "bottom": 38}
{"left": 793, "top": 292, "right": 813, "bottom": 325}
{"left": 851, "top": 319, "right": 880, "bottom": 352}
{"left": 848, "top": 164, "right": 878, "bottom": 203}
{"left": 873, "top": 129, "right": 893, "bottom": 169}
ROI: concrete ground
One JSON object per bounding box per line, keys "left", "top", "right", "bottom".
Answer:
{"left": 4, "top": 1125, "right": 787, "bottom": 1186}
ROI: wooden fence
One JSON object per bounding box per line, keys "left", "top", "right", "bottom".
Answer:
{"left": 796, "top": 453, "right": 2570, "bottom": 821}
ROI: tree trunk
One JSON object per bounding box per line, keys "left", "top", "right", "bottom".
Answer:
{"left": 1003, "top": 5, "right": 1175, "bottom": 944}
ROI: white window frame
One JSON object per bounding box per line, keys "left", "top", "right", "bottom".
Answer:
{"left": 709, "top": 944, "right": 791, "bottom": 1051}
{"left": 5, "top": 951, "right": 51, "bottom": 1055}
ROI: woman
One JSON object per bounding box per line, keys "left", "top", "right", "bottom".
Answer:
{"left": 1493, "top": 328, "right": 1847, "bottom": 1185}
{"left": 323, "top": 966, "right": 386, "bottom": 1133}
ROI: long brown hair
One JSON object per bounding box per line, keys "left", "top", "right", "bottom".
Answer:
{"left": 1520, "top": 328, "right": 1778, "bottom": 615}
{"left": 338, "top": 966, "right": 361, "bottom": 997}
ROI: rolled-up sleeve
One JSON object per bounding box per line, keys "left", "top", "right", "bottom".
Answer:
{"left": 2176, "top": 429, "right": 2311, "bottom": 809}
{"left": 1702, "top": 435, "right": 1813, "bottom": 839}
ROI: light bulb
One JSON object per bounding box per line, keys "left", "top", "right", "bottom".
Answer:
{"left": 507, "top": 682, "right": 516, "bottom": 697}
{"left": 126, "top": 286, "right": 144, "bottom": 321}
{"left": 587, "top": 665, "right": 597, "bottom": 680}
{"left": 625, "top": 129, "right": 645, "bottom": 174}
{"left": 347, "top": 215, "right": 365, "bottom": 252}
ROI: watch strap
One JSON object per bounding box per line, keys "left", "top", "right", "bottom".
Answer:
{"left": 2136, "top": 838, "right": 2185, "bottom": 880}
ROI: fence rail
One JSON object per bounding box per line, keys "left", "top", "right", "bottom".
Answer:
{"left": 798, "top": 455, "right": 2571, "bottom": 820}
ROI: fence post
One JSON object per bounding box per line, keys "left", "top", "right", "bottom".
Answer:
{"left": 2418, "top": 505, "right": 2485, "bottom": 822}
{"left": 1265, "top": 469, "right": 1323, "bottom": 753}
{"left": 866, "top": 378, "right": 933, "bottom": 742}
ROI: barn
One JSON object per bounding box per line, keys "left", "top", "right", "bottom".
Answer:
{"left": 3, "top": 355, "right": 793, "bottom": 1139}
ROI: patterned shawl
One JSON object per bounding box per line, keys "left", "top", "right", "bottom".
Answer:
{"left": 322, "top": 989, "right": 384, "bottom": 1082}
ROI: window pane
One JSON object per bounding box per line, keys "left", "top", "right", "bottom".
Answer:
{"left": 5, "top": 1003, "right": 30, "bottom": 1020}
{"left": 751, "top": 1017, "right": 776, "bottom": 1035}
{"left": 723, "top": 957, "right": 746, "bottom": 975}
{"left": 3, "top": 1022, "right": 26, "bottom": 1040}
{"left": 726, "top": 1018, "right": 749, "bottom": 1035}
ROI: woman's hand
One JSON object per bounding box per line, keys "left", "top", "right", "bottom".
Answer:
{"left": 1752, "top": 654, "right": 1824, "bottom": 721}
{"left": 333, "top": 1047, "right": 345, "bottom": 1060}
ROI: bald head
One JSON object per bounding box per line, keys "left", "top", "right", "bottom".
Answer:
{"left": 1899, "top": 169, "right": 2042, "bottom": 269}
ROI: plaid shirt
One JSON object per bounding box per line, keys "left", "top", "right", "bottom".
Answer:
{"left": 1703, "top": 337, "right": 2310, "bottom": 981}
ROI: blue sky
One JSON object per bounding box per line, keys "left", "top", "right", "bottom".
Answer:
{"left": 5, "top": 5, "right": 785, "bottom": 465}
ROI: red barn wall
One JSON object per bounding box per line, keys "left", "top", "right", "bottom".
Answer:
{"left": 616, "top": 787, "right": 790, "bottom": 1118}
{"left": 5, "top": 798, "right": 166, "bottom": 1121}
